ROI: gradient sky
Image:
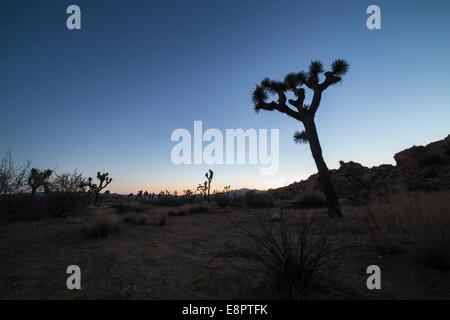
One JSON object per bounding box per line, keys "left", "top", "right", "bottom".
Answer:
{"left": 1, "top": 0, "right": 449, "bottom": 194}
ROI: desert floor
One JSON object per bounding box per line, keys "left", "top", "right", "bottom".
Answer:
{"left": 1, "top": 204, "right": 449, "bottom": 299}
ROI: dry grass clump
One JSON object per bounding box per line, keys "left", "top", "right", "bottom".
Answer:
{"left": 368, "top": 190, "right": 450, "bottom": 270}
{"left": 220, "top": 213, "right": 347, "bottom": 299}
{"left": 293, "top": 190, "right": 327, "bottom": 209}
{"left": 86, "top": 210, "right": 120, "bottom": 238}
{"left": 122, "top": 212, "right": 151, "bottom": 225}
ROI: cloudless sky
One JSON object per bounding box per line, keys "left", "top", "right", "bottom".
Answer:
{"left": 1, "top": 0, "right": 449, "bottom": 194}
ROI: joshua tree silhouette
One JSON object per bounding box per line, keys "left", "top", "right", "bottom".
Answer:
{"left": 28, "top": 168, "right": 52, "bottom": 198}
{"left": 205, "top": 169, "right": 213, "bottom": 203}
{"left": 87, "top": 172, "right": 112, "bottom": 204}
{"left": 252, "top": 59, "right": 349, "bottom": 217}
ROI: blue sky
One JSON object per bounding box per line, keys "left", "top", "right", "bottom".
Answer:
{"left": 1, "top": 0, "right": 449, "bottom": 194}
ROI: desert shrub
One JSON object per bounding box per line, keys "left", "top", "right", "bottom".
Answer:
{"left": 368, "top": 191, "right": 450, "bottom": 269}
{"left": 0, "top": 195, "right": 47, "bottom": 222}
{"left": 45, "top": 193, "right": 90, "bottom": 217}
{"left": 231, "top": 195, "right": 244, "bottom": 206}
{"left": 167, "top": 210, "right": 176, "bottom": 216}
{"left": 220, "top": 214, "right": 346, "bottom": 299}
{"left": 293, "top": 191, "right": 326, "bottom": 209}
{"left": 152, "top": 197, "right": 185, "bottom": 207}
{"left": 158, "top": 216, "right": 167, "bottom": 226}
{"left": 122, "top": 212, "right": 151, "bottom": 225}
{"left": 50, "top": 170, "right": 87, "bottom": 193}
{"left": 244, "top": 191, "right": 274, "bottom": 208}
{"left": 0, "top": 151, "right": 30, "bottom": 196}
{"left": 188, "top": 206, "right": 209, "bottom": 213}
{"left": 112, "top": 202, "right": 145, "bottom": 214}
{"left": 87, "top": 212, "right": 120, "bottom": 238}
{"left": 168, "top": 209, "right": 187, "bottom": 216}
{"left": 215, "top": 195, "right": 230, "bottom": 208}
{"left": 0, "top": 193, "right": 89, "bottom": 222}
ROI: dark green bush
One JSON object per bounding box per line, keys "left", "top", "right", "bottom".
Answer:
{"left": 0, "top": 193, "right": 89, "bottom": 222}
{"left": 188, "top": 206, "right": 209, "bottom": 213}
{"left": 244, "top": 191, "right": 274, "bottom": 208}
{"left": 215, "top": 195, "right": 230, "bottom": 208}
{"left": 45, "top": 192, "right": 90, "bottom": 217}
{"left": 293, "top": 191, "right": 327, "bottom": 209}
{"left": 152, "top": 197, "right": 185, "bottom": 207}
{"left": 0, "top": 195, "right": 46, "bottom": 222}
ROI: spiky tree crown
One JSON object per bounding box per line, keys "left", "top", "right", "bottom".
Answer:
{"left": 252, "top": 59, "right": 349, "bottom": 115}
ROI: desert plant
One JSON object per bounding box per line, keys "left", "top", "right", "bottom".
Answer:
{"left": 205, "top": 169, "right": 213, "bottom": 202}
{"left": 244, "top": 190, "right": 274, "bottom": 208}
{"left": 158, "top": 215, "right": 167, "bottom": 226}
{"left": 183, "top": 189, "right": 194, "bottom": 202}
{"left": 293, "top": 191, "right": 327, "bottom": 209}
{"left": 0, "top": 151, "right": 30, "bottom": 196}
{"left": 215, "top": 194, "right": 230, "bottom": 208}
{"left": 123, "top": 212, "right": 151, "bottom": 225}
{"left": 0, "top": 195, "right": 47, "bottom": 222}
{"left": 252, "top": 59, "right": 349, "bottom": 217}
{"left": 87, "top": 212, "right": 120, "bottom": 238}
{"left": 28, "top": 168, "right": 53, "bottom": 197}
{"left": 220, "top": 214, "right": 347, "bottom": 299}
{"left": 87, "top": 172, "right": 112, "bottom": 204}
{"left": 367, "top": 191, "right": 450, "bottom": 269}
{"left": 50, "top": 170, "right": 87, "bottom": 193}
{"left": 45, "top": 192, "right": 90, "bottom": 217}
{"left": 188, "top": 205, "right": 209, "bottom": 214}
{"left": 168, "top": 209, "right": 187, "bottom": 216}
{"left": 197, "top": 181, "right": 208, "bottom": 199}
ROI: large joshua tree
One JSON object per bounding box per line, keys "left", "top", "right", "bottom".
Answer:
{"left": 252, "top": 59, "right": 349, "bottom": 217}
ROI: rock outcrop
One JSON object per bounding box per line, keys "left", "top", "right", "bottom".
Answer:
{"left": 271, "top": 135, "right": 450, "bottom": 203}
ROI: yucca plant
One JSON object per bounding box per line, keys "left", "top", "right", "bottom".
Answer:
{"left": 252, "top": 59, "right": 349, "bottom": 217}
{"left": 87, "top": 172, "right": 112, "bottom": 204}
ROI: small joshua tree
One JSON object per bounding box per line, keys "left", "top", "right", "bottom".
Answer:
{"left": 88, "top": 172, "right": 112, "bottom": 204}
{"left": 28, "top": 168, "right": 53, "bottom": 198}
{"left": 205, "top": 169, "right": 213, "bottom": 203}
{"left": 184, "top": 189, "right": 194, "bottom": 202}
{"left": 197, "top": 181, "right": 208, "bottom": 199}
{"left": 252, "top": 59, "right": 349, "bottom": 217}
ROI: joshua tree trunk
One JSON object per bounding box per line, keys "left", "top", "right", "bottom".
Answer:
{"left": 252, "top": 59, "right": 350, "bottom": 218}
{"left": 303, "top": 117, "right": 342, "bottom": 217}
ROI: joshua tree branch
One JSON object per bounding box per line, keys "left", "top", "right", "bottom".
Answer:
{"left": 288, "top": 88, "right": 307, "bottom": 114}
{"left": 319, "top": 72, "right": 342, "bottom": 91}
{"left": 257, "top": 101, "right": 302, "bottom": 121}
{"left": 309, "top": 90, "right": 322, "bottom": 115}
{"left": 309, "top": 72, "right": 342, "bottom": 115}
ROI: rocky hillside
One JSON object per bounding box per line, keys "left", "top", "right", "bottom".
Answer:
{"left": 270, "top": 135, "right": 450, "bottom": 203}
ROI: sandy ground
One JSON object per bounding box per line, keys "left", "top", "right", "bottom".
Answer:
{"left": 0, "top": 205, "right": 449, "bottom": 299}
